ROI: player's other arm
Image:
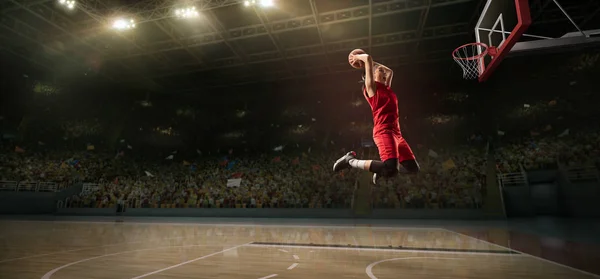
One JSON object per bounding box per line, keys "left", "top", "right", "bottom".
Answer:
{"left": 374, "top": 62, "right": 394, "bottom": 87}
{"left": 355, "top": 54, "right": 376, "bottom": 97}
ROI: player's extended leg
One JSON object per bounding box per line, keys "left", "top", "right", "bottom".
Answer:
{"left": 332, "top": 134, "right": 419, "bottom": 184}
{"left": 332, "top": 150, "right": 384, "bottom": 170}
{"left": 333, "top": 151, "right": 372, "bottom": 172}
{"left": 332, "top": 152, "right": 410, "bottom": 184}
{"left": 333, "top": 133, "right": 399, "bottom": 183}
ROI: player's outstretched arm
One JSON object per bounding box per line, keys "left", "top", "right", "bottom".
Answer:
{"left": 355, "top": 54, "right": 376, "bottom": 97}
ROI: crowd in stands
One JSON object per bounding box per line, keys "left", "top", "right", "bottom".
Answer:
{"left": 495, "top": 130, "right": 600, "bottom": 173}
{"left": 0, "top": 149, "right": 78, "bottom": 187}
{"left": 1, "top": 140, "right": 487, "bottom": 210}
{"left": 5, "top": 128, "right": 599, "bottom": 210}
{"left": 4, "top": 113, "right": 599, "bottom": 211}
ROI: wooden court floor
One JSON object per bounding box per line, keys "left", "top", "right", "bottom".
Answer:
{"left": 0, "top": 220, "right": 598, "bottom": 279}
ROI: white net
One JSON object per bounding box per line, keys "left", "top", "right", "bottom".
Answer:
{"left": 452, "top": 43, "right": 488, "bottom": 80}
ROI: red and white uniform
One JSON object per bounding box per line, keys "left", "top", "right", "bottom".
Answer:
{"left": 363, "top": 81, "right": 415, "bottom": 162}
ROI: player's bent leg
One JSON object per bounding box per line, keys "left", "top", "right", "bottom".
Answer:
{"left": 372, "top": 158, "right": 399, "bottom": 184}
{"left": 396, "top": 134, "right": 418, "bottom": 174}
{"left": 372, "top": 133, "right": 400, "bottom": 184}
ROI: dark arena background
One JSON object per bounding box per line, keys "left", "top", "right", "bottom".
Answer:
{"left": 1, "top": 0, "right": 600, "bottom": 278}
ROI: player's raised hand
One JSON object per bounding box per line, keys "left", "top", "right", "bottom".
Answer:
{"left": 349, "top": 49, "right": 369, "bottom": 69}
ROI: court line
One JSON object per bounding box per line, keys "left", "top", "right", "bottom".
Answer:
{"left": 365, "top": 257, "right": 462, "bottom": 279}
{"left": 3, "top": 219, "right": 443, "bottom": 231}
{"left": 248, "top": 243, "right": 521, "bottom": 256}
{"left": 278, "top": 249, "right": 289, "bottom": 253}
{"left": 258, "top": 274, "right": 278, "bottom": 279}
{"left": 0, "top": 236, "right": 188, "bottom": 263}
{"left": 442, "top": 228, "right": 600, "bottom": 278}
{"left": 130, "top": 242, "right": 251, "bottom": 279}
{"left": 287, "top": 263, "right": 299, "bottom": 270}
{"left": 251, "top": 242, "right": 517, "bottom": 254}
{"left": 40, "top": 243, "right": 244, "bottom": 279}
{"left": 293, "top": 254, "right": 300, "bottom": 260}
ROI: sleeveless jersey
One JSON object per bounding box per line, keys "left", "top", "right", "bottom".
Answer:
{"left": 363, "top": 81, "right": 401, "bottom": 135}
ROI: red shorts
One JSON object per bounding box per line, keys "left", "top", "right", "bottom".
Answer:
{"left": 373, "top": 132, "right": 416, "bottom": 162}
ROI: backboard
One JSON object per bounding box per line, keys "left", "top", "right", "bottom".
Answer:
{"left": 454, "top": 0, "right": 600, "bottom": 82}
{"left": 474, "top": 0, "right": 531, "bottom": 82}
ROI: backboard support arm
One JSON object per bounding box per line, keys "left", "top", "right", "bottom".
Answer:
{"left": 551, "top": 0, "right": 588, "bottom": 38}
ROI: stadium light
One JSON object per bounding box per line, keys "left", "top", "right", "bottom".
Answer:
{"left": 58, "top": 0, "right": 76, "bottom": 10}
{"left": 175, "top": 6, "right": 199, "bottom": 18}
{"left": 243, "top": 0, "right": 274, "bottom": 8}
{"left": 112, "top": 18, "right": 136, "bottom": 31}
{"left": 260, "top": 0, "right": 274, "bottom": 7}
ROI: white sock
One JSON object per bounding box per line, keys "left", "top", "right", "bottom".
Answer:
{"left": 348, "top": 159, "right": 368, "bottom": 170}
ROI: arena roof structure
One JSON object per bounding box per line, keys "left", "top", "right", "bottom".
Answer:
{"left": 1, "top": 0, "right": 599, "bottom": 93}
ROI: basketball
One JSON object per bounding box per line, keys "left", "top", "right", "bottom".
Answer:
{"left": 348, "top": 48, "right": 366, "bottom": 69}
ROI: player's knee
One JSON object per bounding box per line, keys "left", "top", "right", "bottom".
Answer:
{"left": 381, "top": 159, "right": 399, "bottom": 178}
{"left": 400, "top": 160, "right": 420, "bottom": 174}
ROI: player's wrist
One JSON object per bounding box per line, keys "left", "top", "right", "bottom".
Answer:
{"left": 356, "top": 54, "right": 371, "bottom": 62}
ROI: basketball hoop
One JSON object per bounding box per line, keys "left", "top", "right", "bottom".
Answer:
{"left": 452, "top": 42, "right": 497, "bottom": 80}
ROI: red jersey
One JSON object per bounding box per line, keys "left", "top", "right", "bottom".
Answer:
{"left": 363, "top": 81, "right": 401, "bottom": 135}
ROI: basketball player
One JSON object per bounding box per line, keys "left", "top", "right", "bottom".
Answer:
{"left": 333, "top": 52, "right": 420, "bottom": 184}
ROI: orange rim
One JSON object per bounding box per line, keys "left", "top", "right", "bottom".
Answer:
{"left": 452, "top": 42, "right": 489, "bottom": 61}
